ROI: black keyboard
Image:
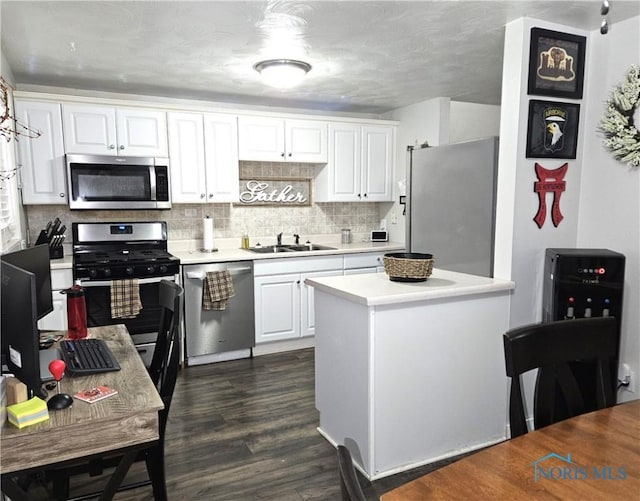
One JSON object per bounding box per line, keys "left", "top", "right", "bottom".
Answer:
{"left": 60, "top": 339, "right": 121, "bottom": 376}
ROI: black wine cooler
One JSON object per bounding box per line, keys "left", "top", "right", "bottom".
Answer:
{"left": 542, "top": 248, "right": 626, "bottom": 411}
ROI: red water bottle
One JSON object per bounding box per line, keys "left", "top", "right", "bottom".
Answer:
{"left": 66, "top": 282, "right": 87, "bottom": 339}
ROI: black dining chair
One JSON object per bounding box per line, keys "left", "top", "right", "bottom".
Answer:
{"left": 337, "top": 445, "right": 366, "bottom": 501}
{"left": 503, "top": 316, "right": 618, "bottom": 438}
{"left": 50, "top": 279, "right": 184, "bottom": 500}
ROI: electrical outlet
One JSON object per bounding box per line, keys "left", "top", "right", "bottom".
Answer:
{"left": 390, "top": 210, "right": 398, "bottom": 224}
{"left": 628, "top": 370, "right": 636, "bottom": 393}
{"left": 620, "top": 363, "right": 635, "bottom": 393}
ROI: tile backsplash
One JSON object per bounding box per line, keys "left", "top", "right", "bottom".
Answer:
{"left": 24, "top": 162, "right": 383, "bottom": 244}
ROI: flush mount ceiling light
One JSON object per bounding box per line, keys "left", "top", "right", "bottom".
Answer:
{"left": 253, "top": 59, "right": 312, "bottom": 89}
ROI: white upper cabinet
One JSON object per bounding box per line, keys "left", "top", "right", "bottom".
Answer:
{"left": 314, "top": 122, "right": 395, "bottom": 202}
{"left": 203, "top": 113, "right": 239, "bottom": 203}
{"left": 168, "top": 112, "right": 239, "bottom": 203}
{"left": 14, "top": 100, "right": 67, "bottom": 204}
{"left": 62, "top": 104, "right": 168, "bottom": 157}
{"left": 167, "top": 112, "right": 206, "bottom": 203}
{"left": 237, "top": 116, "right": 327, "bottom": 163}
{"left": 361, "top": 125, "right": 394, "bottom": 201}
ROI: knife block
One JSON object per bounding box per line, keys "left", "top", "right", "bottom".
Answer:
{"left": 49, "top": 245, "right": 64, "bottom": 260}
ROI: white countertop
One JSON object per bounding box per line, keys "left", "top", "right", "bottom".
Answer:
{"left": 305, "top": 268, "right": 515, "bottom": 306}
{"left": 48, "top": 240, "right": 405, "bottom": 268}
{"left": 171, "top": 239, "right": 404, "bottom": 265}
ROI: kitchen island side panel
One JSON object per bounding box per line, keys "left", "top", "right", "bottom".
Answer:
{"left": 314, "top": 289, "right": 373, "bottom": 474}
{"left": 372, "top": 292, "right": 510, "bottom": 476}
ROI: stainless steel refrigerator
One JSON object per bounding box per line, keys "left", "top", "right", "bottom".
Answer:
{"left": 406, "top": 137, "right": 498, "bottom": 277}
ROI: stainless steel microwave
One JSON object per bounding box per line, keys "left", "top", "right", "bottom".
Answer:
{"left": 66, "top": 154, "right": 171, "bottom": 210}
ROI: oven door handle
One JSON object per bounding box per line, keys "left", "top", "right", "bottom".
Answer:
{"left": 79, "top": 277, "right": 174, "bottom": 287}
{"left": 186, "top": 267, "right": 252, "bottom": 280}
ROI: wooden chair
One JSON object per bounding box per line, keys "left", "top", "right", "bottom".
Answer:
{"left": 337, "top": 445, "right": 366, "bottom": 501}
{"left": 503, "top": 316, "right": 617, "bottom": 438}
{"left": 50, "top": 280, "right": 184, "bottom": 500}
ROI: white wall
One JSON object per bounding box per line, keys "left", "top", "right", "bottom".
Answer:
{"left": 449, "top": 102, "right": 501, "bottom": 144}
{"left": 495, "top": 18, "right": 587, "bottom": 327}
{"left": 1, "top": 50, "right": 15, "bottom": 85}
{"left": 382, "top": 98, "right": 501, "bottom": 244}
{"left": 496, "top": 15, "right": 640, "bottom": 405}
{"left": 381, "top": 97, "right": 450, "bottom": 243}
{"left": 578, "top": 15, "right": 640, "bottom": 402}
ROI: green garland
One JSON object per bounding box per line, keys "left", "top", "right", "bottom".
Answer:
{"left": 599, "top": 65, "right": 640, "bottom": 167}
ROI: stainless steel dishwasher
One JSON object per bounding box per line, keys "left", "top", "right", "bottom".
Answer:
{"left": 182, "top": 261, "right": 255, "bottom": 365}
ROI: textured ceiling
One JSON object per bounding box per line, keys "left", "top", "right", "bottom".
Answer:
{"left": 2, "top": 1, "right": 639, "bottom": 114}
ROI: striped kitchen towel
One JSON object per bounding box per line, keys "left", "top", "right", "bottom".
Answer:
{"left": 110, "top": 279, "right": 143, "bottom": 319}
{"left": 202, "top": 271, "right": 235, "bottom": 311}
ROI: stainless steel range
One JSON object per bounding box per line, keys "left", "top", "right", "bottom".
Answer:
{"left": 72, "top": 221, "right": 180, "bottom": 366}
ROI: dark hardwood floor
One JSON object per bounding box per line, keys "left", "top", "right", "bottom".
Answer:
{"left": 25, "top": 348, "right": 466, "bottom": 500}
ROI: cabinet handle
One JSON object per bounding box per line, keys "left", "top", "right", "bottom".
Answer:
{"left": 281, "top": 152, "right": 285, "bottom": 157}
{"left": 119, "top": 145, "right": 125, "bottom": 150}
{"left": 208, "top": 193, "right": 214, "bottom": 199}
{"left": 288, "top": 152, "right": 292, "bottom": 157}
{"left": 200, "top": 193, "right": 206, "bottom": 199}
{"left": 108, "top": 144, "right": 115, "bottom": 150}
{"left": 357, "top": 193, "right": 362, "bottom": 198}
{"left": 59, "top": 193, "right": 65, "bottom": 198}
{"left": 363, "top": 193, "right": 368, "bottom": 198}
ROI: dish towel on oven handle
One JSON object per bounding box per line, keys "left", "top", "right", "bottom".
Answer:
{"left": 110, "top": 279, "right": 143, "bottom": 319}
{"left": 202, "top": 271, "right": 235, "bottom": 311}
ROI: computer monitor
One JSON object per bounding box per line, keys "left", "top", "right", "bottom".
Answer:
{"left": 1, "top": 244, "right": 53, "bottom": 320}
{"left": 0, "top": 261, "right": 46, "bottom": 398}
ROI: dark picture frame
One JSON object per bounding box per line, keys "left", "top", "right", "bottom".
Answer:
{"left": 528, "top": 28, "right": 586, "bottom": 99}
{"left": 526, "top": 100, "right": 580, "bottom": 159}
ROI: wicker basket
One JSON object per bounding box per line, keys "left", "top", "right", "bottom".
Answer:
{"left": 383, "top": 252, "right": 434, "bottom": 282}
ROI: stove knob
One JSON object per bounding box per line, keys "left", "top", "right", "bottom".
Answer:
{"left": 89, "top": 269, "right": 98, "bottom": 279}
{"left": 146, "top": 265, "right": 155, "bottom": 274}
{"left": 125, "top": 266, "right": 134, "bottom": 276}
{"left": 159, "top": 265, "right": 168, "bottom": 274}
{"left": 103, "top": 268, "right": 112, "bottom": 278}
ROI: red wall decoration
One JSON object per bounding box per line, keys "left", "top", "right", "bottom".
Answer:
{"left": 533, "top": 162, "right": 568, "bottom": 228}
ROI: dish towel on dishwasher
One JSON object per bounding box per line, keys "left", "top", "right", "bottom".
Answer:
{"left": 202, "top": 271, "right": 235, "bottom": 311}
{"left": 110, "top": 279, "right": 143, "bottom": 319}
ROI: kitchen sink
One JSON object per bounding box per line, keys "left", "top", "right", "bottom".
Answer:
{"left": 247, "top": 245, "right": 297, "bottom": 253}
{"left": 247, "top": 244, "right": 337, "bottom": 253}
{"left": 284, "top": 244, "right": 337, "bottom": 252}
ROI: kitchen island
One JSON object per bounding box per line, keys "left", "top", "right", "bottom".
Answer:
{"left": 305, "top": 268, "right": 515, "bottom": 480}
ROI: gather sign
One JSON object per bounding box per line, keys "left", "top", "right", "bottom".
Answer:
{"left": 238, "top": 178, "right": 312, "bottom": 206}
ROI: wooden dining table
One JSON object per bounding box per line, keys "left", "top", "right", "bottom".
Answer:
{"left": 381, "top": 399, "right": 640, "bottom": 500}
{"left": 1, "top": 325, "right": 164, "bottom": 500}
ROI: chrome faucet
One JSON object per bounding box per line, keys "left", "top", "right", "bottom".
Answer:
{"left": 277, "top": 232, "right": 283, "bottom": 246}
{"left": 293, "top": 233, "right": 300, "bottom": 245}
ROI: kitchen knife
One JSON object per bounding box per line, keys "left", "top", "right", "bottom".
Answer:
{"left": 56, "top": 224, "right": 66, "bottom": 236}
{"left": 50, "top": 217, "right": 61, "bottom": 233}
{"left": 49, "top": 218, "right": 61, "bottom": 242}
{"left": 44, "top": 220, "right": 54, "bottom": 241}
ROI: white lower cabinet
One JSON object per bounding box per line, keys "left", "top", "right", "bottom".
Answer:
{"left": 343, "top": 252, "right": 386, "bottom": 275}
{"left": 38, "top": 269, "right": 73, "bottom": 331}
{"left": 254, "top": 256, "right": 343, "bottom": 344}
{"left": 254, "top": 273, "right": 300, "bottom": 343}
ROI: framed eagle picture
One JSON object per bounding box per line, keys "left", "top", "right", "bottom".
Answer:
{"left": 526, "top": 100, "right": 580, "bottom": 159}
